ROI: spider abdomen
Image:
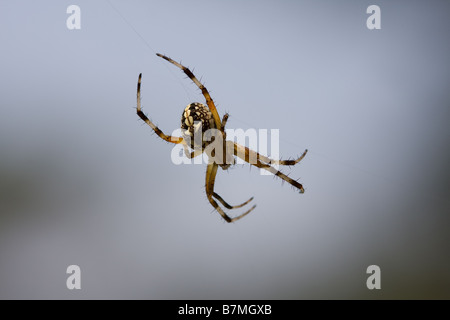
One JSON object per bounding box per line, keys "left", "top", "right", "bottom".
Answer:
{"left": 181, "top": 102, "right": 216, "bottom": 149}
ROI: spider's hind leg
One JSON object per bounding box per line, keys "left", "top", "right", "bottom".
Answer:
{"left": 233, "top": 142, "right": 306, "bottom": 193}
{"left": 136, "top": 73, "right": 184, "bottom": 144}
{"left": 221, "top": 113, "right": 229, "bottom": 129}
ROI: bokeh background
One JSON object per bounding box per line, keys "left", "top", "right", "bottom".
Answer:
{"left": 1, "top": 0, "right": 449, "bottom": 299}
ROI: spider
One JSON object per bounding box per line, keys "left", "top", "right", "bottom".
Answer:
{"left": 136, "top": 53, "right": 308, "bottom": 223}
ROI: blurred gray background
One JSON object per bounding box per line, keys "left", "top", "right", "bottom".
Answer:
{"left": 0, "top": 0, "right": 449, "bottom": 299}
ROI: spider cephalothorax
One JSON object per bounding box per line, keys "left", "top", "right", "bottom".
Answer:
{"left": 181, "top": 102, "right": 216, "bottom": 149}
{"left": 136, "top": 53, "right": 308, "bottom": 223}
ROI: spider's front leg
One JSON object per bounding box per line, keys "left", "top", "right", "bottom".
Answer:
{"left": 156, "top": 53, "right": 222, "bottom": 130}
{"left": 136, "top": 73, "right": 184, "bottom": 144}
{"left": 206, "top": 162, "right": 256, "bottom": 223}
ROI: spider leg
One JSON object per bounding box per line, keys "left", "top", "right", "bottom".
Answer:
{"left": 206, "top": 163, "right": 256, "bottom": 223}
{"left": 182, "top": 143, "right": 204, "bottom": 159}
{"left": 233, "top": 143, "right": 305, "bottom": 193}
{"left": 212, "top": 192, "right": 254, "bottom": 210}
{"left": 234, "top": 141, "right": 307, "bottom": 166}
{"left": 137, "top": 73, "right": 184, "bottom": 144}
{"left": 156, "top": 53, "right": 222, "bottom": 130}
